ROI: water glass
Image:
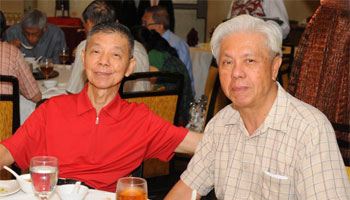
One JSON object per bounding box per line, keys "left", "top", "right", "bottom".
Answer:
{"left": 30, "top": 156, "right": 58, "bottom": 200}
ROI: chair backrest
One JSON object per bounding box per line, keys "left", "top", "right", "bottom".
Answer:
{"left": 0, "top": 75, "right": 20, "bottom": 180}
{"left": 278, "top": 43, "right": 295, "bottom": 89}
{"left": 202, "top": 60, "right": 230, "bottom": 132}
{"left": 119, "top": 71, "right": 184, "bottom": 178}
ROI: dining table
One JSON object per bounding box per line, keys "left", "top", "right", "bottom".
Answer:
{"left": 0, "top": 184, "right": 116, "bottom": 200}
{"left": 20, "top": 64, "right": 73, "bottom": 125}
{"left": 189, "top": 43, "right": 213, "bottom": 100}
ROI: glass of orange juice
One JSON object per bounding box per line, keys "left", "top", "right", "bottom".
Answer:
{"left": 116, "top": 177, "right": 147, "bottom": 200}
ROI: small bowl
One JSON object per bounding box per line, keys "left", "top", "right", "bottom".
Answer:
{"left": 43, "top": 80, "right": 58, "bottom": 88}
{"left": 57, "top": 184, "right": 89, "bottom": 200}
{"left": 17, "top": 174, "right": 34, "bottom": 193}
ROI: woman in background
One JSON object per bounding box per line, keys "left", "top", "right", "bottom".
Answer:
{"left": 131, "top": 26, "right": 193, "bottom": 126}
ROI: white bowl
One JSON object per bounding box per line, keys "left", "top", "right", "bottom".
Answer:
{"left": 43, "top": 80, "right": 57, "bottom": 88}
{"left": 17, "top": 174, "right": 34, "bottom": 193}
{"left": 57, "top": 184, "right": 89, "bottom": 200}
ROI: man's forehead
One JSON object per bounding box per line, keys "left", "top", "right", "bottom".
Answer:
{"left": 23, "top": 27, "right": 41, "bottom": 33}
{"left": 87, "top": 31, "right": 129, "bottom": 49}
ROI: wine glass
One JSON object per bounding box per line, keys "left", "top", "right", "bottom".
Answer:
{"left": 30, "top": 156, "right": 58, "bottom": 200}
{"left": 59, "top": 47, "right": 70, "bottom": 65}
{"left": 40, "top": 58, "right": 54, "bottom": 80}
{"left": 116, "top": 177, "right": 148, "bottom": 200}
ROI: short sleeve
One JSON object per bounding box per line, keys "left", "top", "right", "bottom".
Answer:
{"left": 181, "top": 122, "right": 215, "bottom": 196}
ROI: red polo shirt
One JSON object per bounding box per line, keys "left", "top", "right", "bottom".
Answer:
{"left": 1, "top": 85, "right": 188, "bottom": 192}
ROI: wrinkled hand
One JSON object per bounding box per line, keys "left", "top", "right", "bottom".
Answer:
{"left": 9, "top": 39, "right": 21, "bottom": 48}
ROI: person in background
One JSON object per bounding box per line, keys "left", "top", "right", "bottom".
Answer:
{"left": 132, "top": 25, "right": 193, "bottom": 126}
{"left": 0, "top": 10, "right": 6, "bottom": 40}
{"left": 0, "top": 22, "right": 201, "bottom": 192}
{"left": 66, "top": 0, "right": 150, "bottom": 94}
{"left": 165, "top": 15, "right": 349, "bottom": 199}
{"left": 227, "top": 0, "right": 290, "bottom": 39}
{"left": 4, "top": 9, "right": 66, "bottom": 64}
{"left": 0, "top": 41, "right": 41, "bottom": 103}
{"left": 142, "top": 6, "right": 194, "bottom": 97}
{"left": 138, "top": 0, "right": 175, "bottom": 32}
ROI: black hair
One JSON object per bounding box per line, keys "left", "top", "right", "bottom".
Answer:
{"left": 82, "top": 0, "right": 116, "bottom": 24}
{"left": 86, "top": 22, "right": 134, "bottom": 57}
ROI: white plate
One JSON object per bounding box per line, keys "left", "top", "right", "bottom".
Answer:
{"left": 0, "top": 180, "right": 20, "bottom": 196}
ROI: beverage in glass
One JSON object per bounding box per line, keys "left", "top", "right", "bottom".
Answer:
{"left": 40, "top": 58, "right": 54, "bottom": 79}
{"left": 30, "top": 156, "right": 58, "bottom": 200}
{"left": 116, "top": 177, "right": 147, "bottom": 200}
{"left": 59, "top": 47, "right": 70, "bottom": 64}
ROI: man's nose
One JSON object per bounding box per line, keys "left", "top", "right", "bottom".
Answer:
{"left": 98, "top": 52, "right": 109, "bottom": 66}
{"left": 231, "top": 63, "right": 245, "bottom": 79}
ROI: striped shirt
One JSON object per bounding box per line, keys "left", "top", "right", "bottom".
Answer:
{"left": 0, "top": 41, "right": 40, "bottom": 100}
{"left": 181, "top": 83, "right": 350, "bottom": 199}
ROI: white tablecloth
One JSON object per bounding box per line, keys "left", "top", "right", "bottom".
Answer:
{"left": 20, "top": 65, "right": 73, "bottom": 125}
{"left": 190, "top": 44, "right": 213, "bottom": 100}
{"left": 0, "top": 188, "right": 115, "bottom": 200}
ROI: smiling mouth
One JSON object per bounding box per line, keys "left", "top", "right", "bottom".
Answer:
{"left": 95, "top": 72, "right": 112, "bottom": 77}
{"left": 231, "top": 86, "right": 248, "bottom": 92}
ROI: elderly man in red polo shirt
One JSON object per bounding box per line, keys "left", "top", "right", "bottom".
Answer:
{"left": 0, "top": 22, "right": 201, "bottom": 192}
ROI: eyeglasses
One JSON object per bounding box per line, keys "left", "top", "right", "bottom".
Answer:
{"left": 142, "top": 22, "right": 160, "bottom": 27}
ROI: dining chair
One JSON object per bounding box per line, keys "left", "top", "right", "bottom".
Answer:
{"left": 0, "top": 75, "right": 20, "bottom": 180}
{"left": 202, "top": 59, "right": 230, "bottom": 132}
{"left": 278, "top": 43, "right": 295, "bottom": 89}
{"left": 119, "top": 71, "right": 184, "bottom": 198}
{"left": 119, "top": 72, "right": 183, "bottom": 177}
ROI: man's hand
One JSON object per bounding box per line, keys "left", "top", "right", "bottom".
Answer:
{"left": 9, "top": 39, "right": 21, "bottom": 48}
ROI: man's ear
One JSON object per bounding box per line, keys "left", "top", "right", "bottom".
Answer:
{"left": 125, "top": 57, "right": 136, "bottom": 77}
{"left": 81, "top": 49, "right": 86, "bottom": 70}
{"left": 271, "top": 55, "right": 282, "bottom": 81}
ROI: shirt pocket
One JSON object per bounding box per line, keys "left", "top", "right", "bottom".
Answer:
{"left": 261, "top": 170, "right": 294, "bottom": 200}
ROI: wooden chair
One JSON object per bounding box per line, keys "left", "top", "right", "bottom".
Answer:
{"left": 119, "top": 71, "right": 184, "bottom": 198}
{"left": 119, "top": 72, "right": 183, "bottom": 177}
{"left": 202, "top": 59, "right": 230, "bottom": 132}
{"left": 278, "top": 43, "right": 295, "bottom": 89}
{"left": 0, "top": 75, "right": 20, "bottom": 180}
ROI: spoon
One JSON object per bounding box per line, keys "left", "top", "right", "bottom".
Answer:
{"left": 21, "top": 43, "right": 33, "bottom": 50}
{"left": 72, "top": 181, "right": 81, "bottom": 194}
{"left": 3, "top": 166, "right": 22, "bottom": 180}
{"left": 35, "top": 56, "right": 43, "bottom": 63}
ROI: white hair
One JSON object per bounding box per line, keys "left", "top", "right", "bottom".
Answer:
{"left": 210, "top": 15, "right": 282, "bottom": 61}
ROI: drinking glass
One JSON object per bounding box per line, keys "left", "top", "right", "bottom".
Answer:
{"left": 40, "top": 58, "right": 54, "bottom": 80}
{"left": 30, "top": 156, "right": 58, "bottom": 200}
{"left": 59, "top": 47, "right": 70, "bottom": 65}
{"left": 116, "top": 177, "right": 148, "bottom": 200}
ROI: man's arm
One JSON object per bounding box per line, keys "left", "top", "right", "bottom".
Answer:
{"left": 175, "top": 130, "right": 202, "bottom": 154}
{"left": 0, "top": 144, "right": 14, "bottom": 169}
{"left": 165, "top": 180, "right": 202, "bottom": 200}
{"left": 30, "top": 91, "right": 42, "bottom": 103}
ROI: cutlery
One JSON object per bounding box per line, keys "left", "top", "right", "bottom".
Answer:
{"left": 72, "top": 181, "right": 81, "bottom": 194}
{"left": 21, "top": 43, "right": 33, "bottom": 49}
{"left": 3, "top": 166, "right": 21, "bottom": 180}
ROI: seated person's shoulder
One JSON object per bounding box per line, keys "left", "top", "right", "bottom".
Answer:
{"left": 47, "top": 23, "right": 65, "bottom": 35}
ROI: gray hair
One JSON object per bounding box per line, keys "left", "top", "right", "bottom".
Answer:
{"left": 86, "top": 22, "right": 134, "bottom": 58}
{"left": 21, "top": 9, "right": 47, "bottom": 30}
{"left": 210, "top": 15, "right": 282, "bottom": 61}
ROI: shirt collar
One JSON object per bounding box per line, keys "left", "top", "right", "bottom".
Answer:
{"left": 162, "top": 30, "right": 171, "bottom": 40}
{"left": 225, "top": 82, "right": 289, "bottom": 134}
{"left": 76, "top": 84, "right": 124, "bottom": 122}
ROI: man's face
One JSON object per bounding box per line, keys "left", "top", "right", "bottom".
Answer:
{"left": 218, "top": 32, "right": 281, "bottom": 110}
{"left": 142, "top": 12, "right": 162, "bottom": 33}
{"left": 23, "top": 27, "right": 44, "bottom": 45}
{"left": 82, "top": 31, "right": 135, "bottom": 90}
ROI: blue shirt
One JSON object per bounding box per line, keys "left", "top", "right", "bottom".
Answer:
{"left": 5, "top": 23, "right": 66, "bottom": 64}
{"left": 163, "top": 30, "right": 195, "bottom": 97}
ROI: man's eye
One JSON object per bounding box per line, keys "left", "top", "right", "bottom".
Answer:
{"left": 247, "top": 59, "right": 255, "bottom": 63}
{"left": 113, "top": 53, "right": 120, "bottom": 57}
{"left": 222, "top": 60, "right": 232, "bottom": 65}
